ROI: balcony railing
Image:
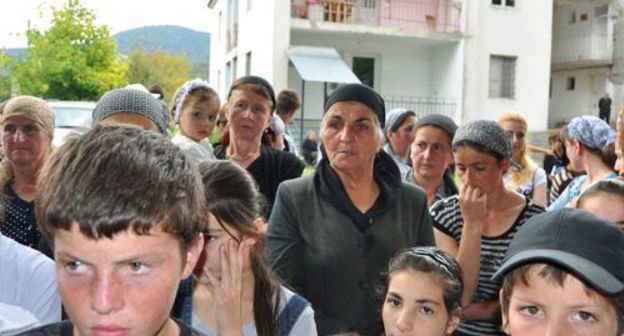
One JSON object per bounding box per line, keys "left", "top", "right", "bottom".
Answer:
{"left": 552, "top": 34, "right": 612, "bottom": 64}
{"left": 291, "top": 0, "right": 463, "bottom": 34}
{"left": 384, "top": 96, "right": 457, "bottom": 118}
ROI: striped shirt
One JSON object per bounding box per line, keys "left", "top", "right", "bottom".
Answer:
{"left": 430, "top": 196, "right": 545, "bottom": 336}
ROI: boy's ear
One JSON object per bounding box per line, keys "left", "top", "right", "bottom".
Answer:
{"left": 182, "top": 234, "right": 205, "bottom": 278}
{"left": 499, "top": 289, "right": 510, "bottom": 335}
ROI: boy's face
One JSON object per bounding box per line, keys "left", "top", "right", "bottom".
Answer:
{"left": 503, "top": 264, "right": 620, "bottom": 336}
{"left": 54, "top": 223, "right": 203, "bottom": 336}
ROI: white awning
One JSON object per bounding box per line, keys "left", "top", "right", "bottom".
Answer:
{"left": 288, "top": 46, "right": 361, "bottom": 84}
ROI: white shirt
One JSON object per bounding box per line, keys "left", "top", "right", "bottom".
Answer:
{"left": 0, "top": 234, "right": 61, "bottom": 324}
{"left": 0, "top": 302, "right": 41, "bottom": 335}
{"left": 172, "top": 133, "right": 216, "bottom": 164}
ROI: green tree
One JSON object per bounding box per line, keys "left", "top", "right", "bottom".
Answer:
{"left": 127, "top": 48, "right": 191, "bottom": 103}
{"left": 0, "top": 50, "right": 11, "bottom": 101}
{"left": 13, "top": 0, "right": 127, "bottom": 100}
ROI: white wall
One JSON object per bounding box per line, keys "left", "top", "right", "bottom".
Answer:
{"left": 464, "top": 0, "right": 553, "bottom": 131}
{"left": 209, "top": 0, "right": 290, "bottom": 98}
{"left": 549, "top": 67, "right": 622, "bottom": 125}
{"left": 290, "top": 33, "right": 462, "bottom": 121}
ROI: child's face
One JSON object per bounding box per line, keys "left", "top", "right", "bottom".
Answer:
{"left": 199, "top": 213, "right": 250, "bottom": 281}
{"left": 503, "top": 265, "right": 620, "bottom": 336}
{"left": 54, "top": 223, "right": 203, "bottom": 336}
{"left": 579, "top": 193, "right": 624, "bottom": 231}
{"left": 382, "top": 269, "right": 459, "bottom": 336}
{"left": 179, "top": 97, "right": 219, "bottom": 142}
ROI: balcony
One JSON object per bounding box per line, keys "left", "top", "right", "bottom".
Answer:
{"left": 291, "top": 0, "right": 463, "bottom": 34}
{"left": 552, "top": 34, "right": 613, "bottom": 70}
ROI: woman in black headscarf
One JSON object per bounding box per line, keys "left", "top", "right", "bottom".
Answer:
{"left": 266, "top": 83, "right": 435, "bottom": 336}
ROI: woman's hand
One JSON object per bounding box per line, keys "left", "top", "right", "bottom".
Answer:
{"left": 459, "top": 183, "right": 486, "bottom": 231}
{"left": 201, "top": 238, "right": 254, "bottom": 336}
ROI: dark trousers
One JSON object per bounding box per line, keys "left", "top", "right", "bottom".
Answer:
{"left": 599, "top": 110, "right": 611, "bottom": 125}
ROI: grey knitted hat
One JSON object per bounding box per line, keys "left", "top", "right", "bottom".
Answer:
{"left": 93, "top": 88, "right": 168, "bottom": 135}
{"left": 453, "top": 120, "right": 512, "bottom": 159}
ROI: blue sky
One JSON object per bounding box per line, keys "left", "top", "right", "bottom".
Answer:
{"left": 1, "top": 0, "right": 216, "bottom": 48}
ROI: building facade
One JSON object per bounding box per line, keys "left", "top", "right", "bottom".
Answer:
{"left": 550, "top": 0, "right": 622, "bottom": 127}
{"left": 208, "top": 0, "right": 552, "bottom": 144}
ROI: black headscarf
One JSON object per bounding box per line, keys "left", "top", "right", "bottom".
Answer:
{"left": 324, "top": 83, "right": 386, "bottom": 128}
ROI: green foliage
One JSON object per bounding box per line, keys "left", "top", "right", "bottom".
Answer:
{"left": 0, "top": 50, "right": 11, "bottom": 101}
{"left": 126, "top": 48, "right": 192, "bottom": 103}
{"left": 12, "top": 0, "right": 127, "bottom": 100}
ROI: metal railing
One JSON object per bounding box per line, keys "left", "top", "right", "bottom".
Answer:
{"left": 291, "top": 0, "right": 463, "bottom": 33}
{"left": 552, "top": 34, "right": 612, "bottom": 63}
{"left": 384, "top": 96, "right": 457, "bottom": 118}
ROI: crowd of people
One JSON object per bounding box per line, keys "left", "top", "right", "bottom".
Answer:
{"left": 0, "top": 76, "right": 623, "bottom": 336}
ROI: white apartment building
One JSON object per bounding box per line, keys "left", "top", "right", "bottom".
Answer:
{"left": 550, "top": 0, "right": 622, "bottom": 127}
{"left": 208, "top": 0, "right": 552, "bottom": 144}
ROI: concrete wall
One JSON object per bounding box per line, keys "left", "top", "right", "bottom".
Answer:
{"left": 288, "top": 33, "right": 463, "bottom": 123}
{"left": 463, "top": 0, "right": 553, "bottom": 131}
{"left": 209, "top": 0, "right": 289, "bottom": 98}
{"left": 550, "top": 67, "right": 623, "bottom": 126}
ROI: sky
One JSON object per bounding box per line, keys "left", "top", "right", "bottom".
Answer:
{"left": 0, "top": 0, "right": 217, "bottom": 48}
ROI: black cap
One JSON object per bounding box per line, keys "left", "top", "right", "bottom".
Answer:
{"left": 324, "top": 83, "right": 386, "bottom": 128}
{"left": 227, "top": 76, "right": 276, "bottom": 112}
{"left": 493, "top": 208, "right": 624, "bottom": 295}
{"left": 413, "top": 114, "right": 458, "bottom": 141}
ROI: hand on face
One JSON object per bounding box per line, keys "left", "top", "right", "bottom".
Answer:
{"left": 199, "top": 238, "right": 255, "bottom": 334}
{"left": 459, "top": 183, "right": 486, "bottom": 230}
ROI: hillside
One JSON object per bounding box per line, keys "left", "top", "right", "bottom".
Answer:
{"left": 114, "top": 25, "right": 210, "bottom": 64}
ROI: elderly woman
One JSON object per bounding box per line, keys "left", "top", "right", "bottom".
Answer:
{"left": 214, "top": 76, "right": 304, "bottom": 217}
{"left": 404, "top": 114, "right": 458, "bottom": 205}
{"left": 383, "top": 108, "right": 416, "bottom": 175}
{"left": 548, "top": 116, "right": 618, "bottom": 210}
{"left": 266, "top": 83, "right": 434, "bottom": 336}
{"left": 0, "top": 96, "right": 54, "bottom": 248}
{"left": 432, "top": 120, "right": 544, "bottom": 336}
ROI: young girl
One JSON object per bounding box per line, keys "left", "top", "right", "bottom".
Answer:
{"left": 381, "top": 247, "right": 463, "bottom": 336}
{"left": 170, "top": 79, "right": 220, "bottom": 163}
{"left": 175, "top": 160, "right": 317, "bottom": 336}
{"left": 498, "top": 112, "right": 548, "bottom": 206}
{"left": 432, "top": 120, "right": 545, "bottom": 336}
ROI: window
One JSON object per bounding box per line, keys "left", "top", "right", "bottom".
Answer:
{"left": 352, "top": 57, "right": 375, "bottom": 88}
{"left": 569, "top": 11, "right": 576, "bottom": 24}
{"left": 595, "top": 5, "right": 608, "bottom": 18}
{"left": 492, "top": 0, "right": 515, "bottom": 7}
{"left": 566, "top": 77, "right": 576, "bottom": 91}
{"left": 489, "top": 55, "right": 516, "bottom": 99}
{"left": 225, "top": 61, "right": 232, "bottom": 92}
{"left": 218, "top": 11, "right": 223, "bottom": 41}
{"left": 245, "top": 52, "right": 252, "bottom": 76}
{"left": 580, "top": 13, "right": 588, "bottom": 21}
{"left": 232, "top": 56, "right": 238, "bottom": 82}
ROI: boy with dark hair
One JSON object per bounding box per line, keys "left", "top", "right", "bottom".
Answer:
{"left": 493, "top": 208, "right": 624, "bottom": 336}
{"left": 19, "top": 124, "right": 206, "bottom": 336}
{"left": 275, "top": 89, "right": 301, "bottom": 155}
